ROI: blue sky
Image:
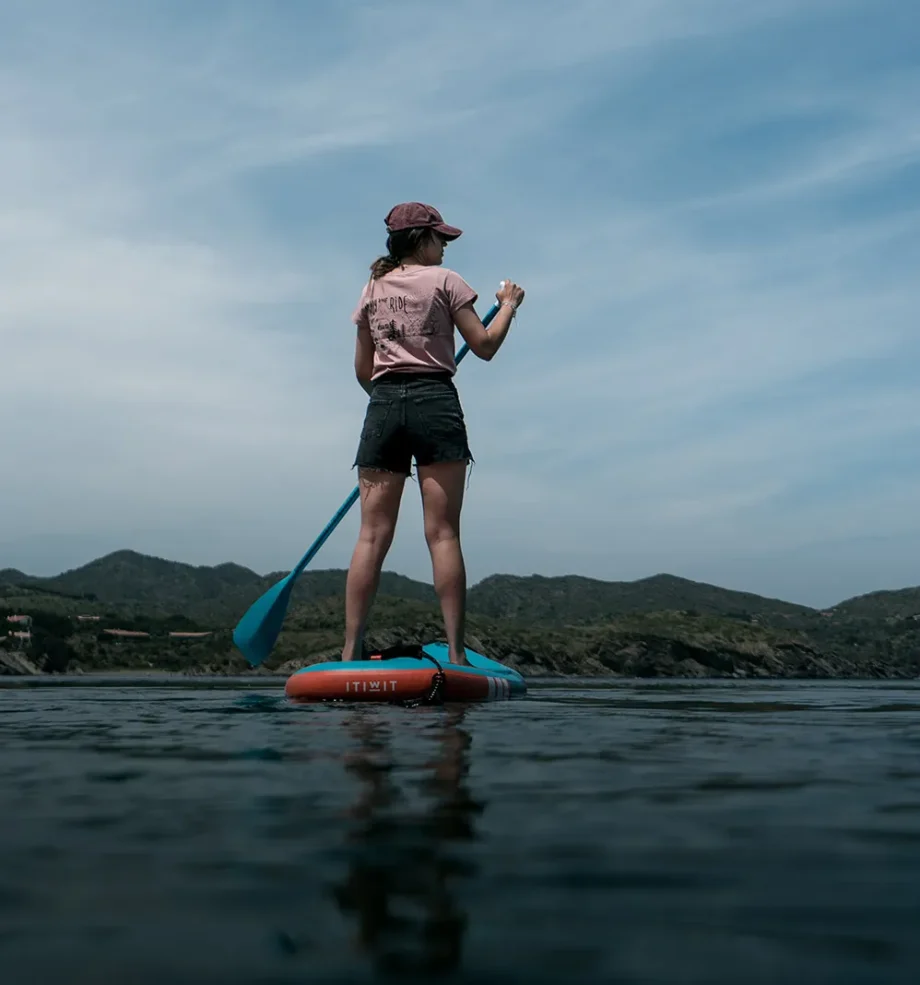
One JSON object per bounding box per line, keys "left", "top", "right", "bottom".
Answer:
{"left": 1, "top": 0, "right": 918, "bottom": 607}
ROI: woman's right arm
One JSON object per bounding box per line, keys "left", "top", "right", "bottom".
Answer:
{"left": 454, "top": 280, "right": 525, "bottom": 361}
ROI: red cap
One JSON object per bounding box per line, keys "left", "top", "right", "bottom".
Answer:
{"left": 384, "top": 202, "right": 463, "bottom": 240}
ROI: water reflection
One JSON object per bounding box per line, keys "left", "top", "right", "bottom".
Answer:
{"left": 330, "top": 706, "right": 484, "bottom": 976}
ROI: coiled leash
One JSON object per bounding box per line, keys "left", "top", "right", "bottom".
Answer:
{"left": 367, "top": 642, "right": 446, "bottom": 707}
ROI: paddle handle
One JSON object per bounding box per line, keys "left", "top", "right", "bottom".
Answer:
{"left": 452, "top": 296, "right": 501, "bottom": 366}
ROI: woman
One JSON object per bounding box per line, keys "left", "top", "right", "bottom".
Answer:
{"left": 343, "top": 201, "right": 525, "bottom": 665}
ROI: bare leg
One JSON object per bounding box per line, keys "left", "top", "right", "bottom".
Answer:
{"left": 342, "top": 468, "right": 406, "bottom": 660}
{"left": 418, "top": 460, "right": 470, "bottom": 666}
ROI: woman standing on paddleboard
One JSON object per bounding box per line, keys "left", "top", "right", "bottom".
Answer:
{"left": 342, "top": 202, "right": 525, "bottom": 666}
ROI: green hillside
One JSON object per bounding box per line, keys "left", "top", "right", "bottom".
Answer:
{"left": 829, "top": 586, "right": 920, "bottom": 621}
{"left": 3, "top": 550, "right": 436, "bottom": 623}
{"left": 466, "top": 572, "right": 813, "bottom": 624}
{"left": 2, "top": 550, "right": 918, "bottom": 678}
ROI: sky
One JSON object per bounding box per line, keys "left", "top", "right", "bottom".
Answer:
{"left": 1, "top": 0, "right": 919, "bottom": 608}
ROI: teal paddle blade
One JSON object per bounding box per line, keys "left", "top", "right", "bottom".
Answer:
{"left": 232, "top": 573, "right": 296, "bottom": 666}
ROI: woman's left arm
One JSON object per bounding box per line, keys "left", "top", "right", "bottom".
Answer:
{"left": 354, "top": 323, "right": 375, "bottom": 394}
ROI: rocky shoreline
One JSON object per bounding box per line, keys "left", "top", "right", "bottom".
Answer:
{"left": 8, "top": 630, "right": 909, "bottom": 681}
{"left": 0, "top": 651, "right": 44, "bottom": 676}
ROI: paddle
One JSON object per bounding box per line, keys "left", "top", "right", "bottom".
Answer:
{"left": 233, "top": 297, "right": 503, "bottom": 666}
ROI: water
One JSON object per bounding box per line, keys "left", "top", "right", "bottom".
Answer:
{"left": 1, "top": 676, "right": 919, "bottom": 984}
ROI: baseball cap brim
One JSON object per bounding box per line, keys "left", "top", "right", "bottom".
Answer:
{"left": 434, "top": 222, "right": 463, "bottom": 241}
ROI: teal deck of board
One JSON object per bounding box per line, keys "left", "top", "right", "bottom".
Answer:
{"left": 291, "top": 643, "right": 526, "bottom": 695}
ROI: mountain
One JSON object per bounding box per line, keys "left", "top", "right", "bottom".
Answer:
{"left": 4, "top": 550, "right": 920, "bottom": 628}
{"left": 2, "top": 549, "right": 918, "bottom": 678}
{"left": 829, "top": 587, "right": 920, "bottom": 621}
{"left": 2, "top": 550, "right": 435, "bottom": 622}
{"left": 29, "top": 550, "right": 261, "bottom": 605}
{"left": 466, "top": 573, "right": 813, "bottom": 624}
{"left": 2, "top": 551, "right": 818, "bottom": 626}
{"left": 0, "top": 568, "right": 30, "bottom": 584}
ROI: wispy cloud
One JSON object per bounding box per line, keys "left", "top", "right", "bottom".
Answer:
{"left": 0, "top": 0, "right": 918, "bottom": 606}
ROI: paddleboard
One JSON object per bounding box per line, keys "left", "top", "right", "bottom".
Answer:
{"left": 284, "top": 642, "right": 526, "bottom": 704}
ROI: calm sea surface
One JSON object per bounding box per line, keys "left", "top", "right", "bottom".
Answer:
{"left": 1, "top": 676, "right": 919, "bottom": 984}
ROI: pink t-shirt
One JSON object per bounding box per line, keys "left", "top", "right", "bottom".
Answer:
{"left": 352, "top": 265, "right": 478, "bottom": 380}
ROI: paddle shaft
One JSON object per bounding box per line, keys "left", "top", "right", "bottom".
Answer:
{"left": 287, "top": 299, "right": 501, "bottom": 581}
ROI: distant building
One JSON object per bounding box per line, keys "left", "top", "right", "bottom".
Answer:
{"left": 2, "top": 618, "right": 32, "bottom": 649}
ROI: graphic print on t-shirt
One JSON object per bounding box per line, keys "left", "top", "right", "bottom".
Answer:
{"left": 366, "top": 290, "right": 439, "bottom": 353}
{"left": 352, "top": 267, "right": 478, "bottom": 378}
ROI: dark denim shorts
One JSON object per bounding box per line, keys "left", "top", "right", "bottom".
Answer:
{"left": 354, "top": 371, "right": 473, "bottom": 474}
